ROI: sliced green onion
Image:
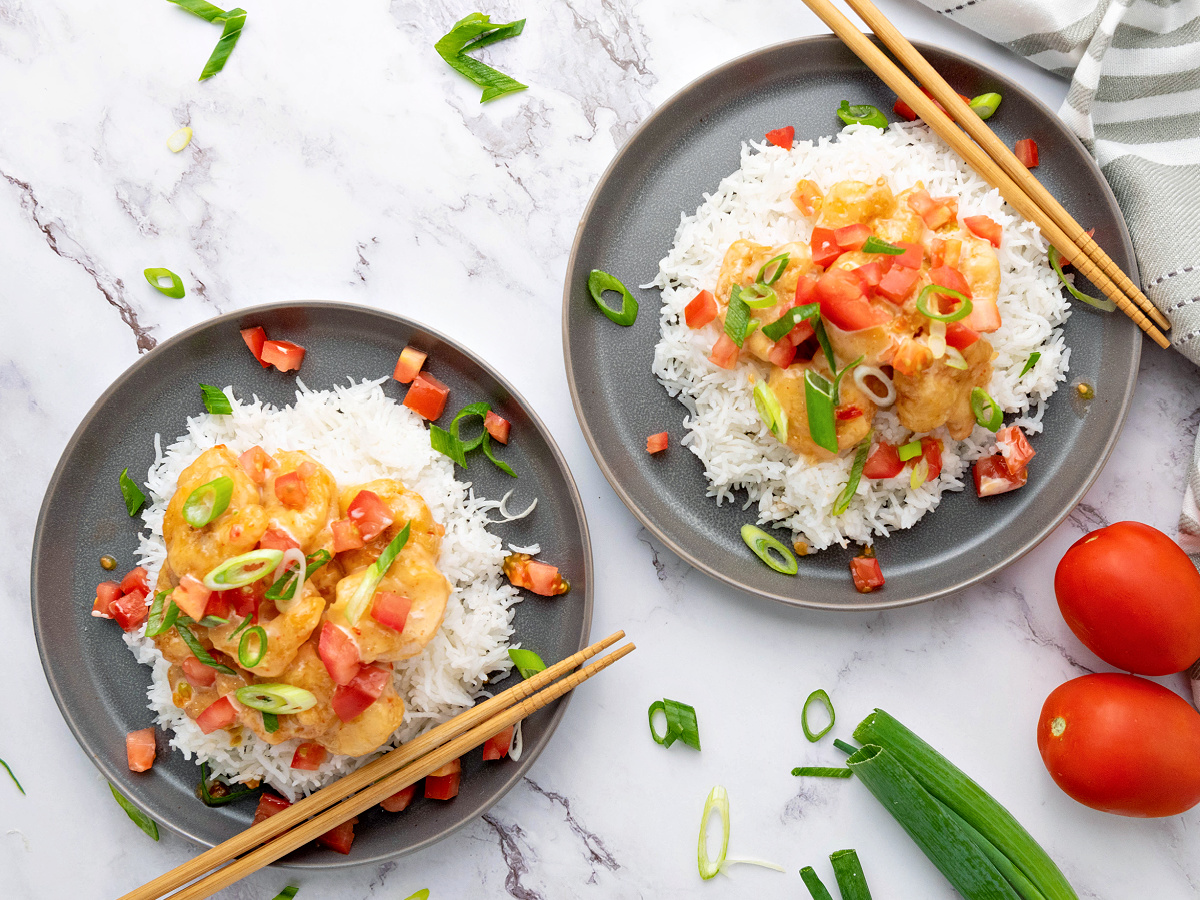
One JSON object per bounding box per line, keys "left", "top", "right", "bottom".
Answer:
{"left": 724, "top": 286, "right": 754, "bottom": 347}
{"left": 753, "top": 380, "right": 788, "bottom": 443}
{"left": 167, "top": 126, "right": 193, "bottom": 152}
{"left": 144, "top": 267, "right": 185, "bottom": 298}
{"left": 1048, "top": 246, "right": 1115, "bottom": 312}
{"left": 762, "top": 301, "right": 819, "bottom": 342}
{"left": 740, "top": 524, "right": 798, "bottom": 575}
{"left": 898, "top": 440, "right": 922, "bottom": 462}
{"left": 802, "top": 689, "right": 836, "bottom": 742}
{"left": 815, "top": 318, "right": 837, "bottom": 373}
{"left": 229, "top": 614, "right": 254, "bottom": 640}
{"left": 945, "top": 347, "right": 969, "bottom": 371}
{"left": 202, "top": 549, "right": 284, "bottom": 591}
{"left": 120, "top": 468, "right": 147, "bottom": 517}
{"left": 837, "top": 100, "right": 888, "bottom": 129}
{"left": 916, "top": 284, "right": 973, "bottom": 322}
{"left": 199, "top": 384, "right": 232, "bottom": 415}
{"left": 110, "top": 783, "right": 159, "bottom": 840}
{"left": 345, "top": 522, "right": 410, "bottom": 625}
{"left": 175, "top": 623, "right": 237, "bottom": 675}
{"left": 264, "top": 549, "right": 332, "bottom": 602}
{"left": 272, "top": 887, "right": 299, "bottom": 900}
{"left": 805, "top": 369, "right": 838, "bottom": 454}
{"left": 968, "top": 92, "right": 1003, "bottom": 120}
{"left": 1, "top": 758, "right": 24, "bottom": 795}
{"left": 430, "top": 423, "right": 468, "bottom": 468}
{"left": 451, "top": 401, "right": 491, "bottom": 453}
{"left": 435, "top": 13, "right": 528, "bottom": 104}
{"left": 830, "top": 848, "right": 874, "bottom": 900}
{"left": 801, "top": 866, "right": 836, "bottom": 900}
{"left": 182, "top": 476, "right": 234, "bottom": 528}
{"left": 168, "top": 0, "right": 227, "bottom": 21}
{"left": 929, "top": 318, "right": 947, "bottom": 359}
{"left": 1020, "top": 352, "right": 1041, "bottom": 377}
{"left": 792, "top": 767, "right": 853, "bottom": 778}
{"left": 970, "top": 388, "right": 1003, "bottom": 432}
{"left": 741, "top": 281, "right": 778, "bottom": 309}
{"left": 648, "top": 700, "right": 671, "bottom": 745}
{"left": 199, "top": 8, "right": 246, "bottom": 81}
{"left": 403, "top": 891, "right": 430, "bottom": 900}
{"left": 238, "top": 626, "right": 268, "bottom": 668}
{"left": 198, "top": 615, "right": 229, "bottom": 627}
{"left": 586, "top": 270, "right": 638, "bottom": 326}
{"left": 832, "top": 355, "right": 864, "bottom": 404}
{"left": 197, "top": 761, "right": 257, "bottom": 806}
{"left": 756, "top": 252, "right": 791, "bottom": 286}
{"left": 832, "top": 432, "right": 872, "bottom": 517}
{"left": 482, "top": 432, "right": 517, "bottom": 477}
{"left": 507, "top": 647, "right": 546, "bottom": 679}
{"left": 834, "top": 738, "right": 860, "bottom": 755}
{"left": 862, "top": 236, "right": 905, "bottom": 255}
{"left": 648, "top": 699, "right": 701, "bottom": 750}
{"left": 144, "top": 592, "right": 180, "bottom": 638}
{"left": 262, "top": 711, "right": 279, "bottom": 734}
{"left": 910, "top": 457, "right": 930, "bottom": 490}
{"left": 234, "top": 683, "right": 317, "bottom": 714}
{"left": 697, "top": 785, "right": 731, "bottom": 880}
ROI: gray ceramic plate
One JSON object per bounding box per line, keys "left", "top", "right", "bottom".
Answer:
{"left": 32, "top": 301, "right": 592, "bottom": 868}
{"left": 563, "top": 37, "right": 1140, "bottom": 611}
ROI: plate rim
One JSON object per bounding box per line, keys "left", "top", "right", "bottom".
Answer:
{"left": 31, "top": 299, "right": 595, "bottom": 868}
{"left": 562, "top": 35, "right": 1140, "bottom": 611}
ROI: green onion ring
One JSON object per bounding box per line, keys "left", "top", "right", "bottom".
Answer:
{"left": 482, "top": 432, "right": 517, "bottom": 478}
{"left": 587, "top": 270, "right": 639, "bottom": 326}
{"left": 740, "top": 281, "right": 778, "bottom": 309}
{"left": 665, "top": 699, "right": 702, "bottom": 751}
{"left": 756, "top": 252, "right": 791, "bottom": 286}
{"left": 697, "top": 785, "right": 731, "bottom": 880}
{"left": 753, "top": 380, "right": 788, "bottom": 444}
{"left": 916, "top": 284, "right": 973, "bottom": 322}
{"left": 197, "top": 761, "right": 258, "bottom": 807}
{"left": 234, "top": 683, "right": 317, "bottom": 715}
{"left": 791, "top": 767, "right": 853, "bottom": 778}
{"left": 1048, "top": 246, "right": 1116, "bottom": 311}
{"left": 805, "top": 369, "right": 838, "bottom": 454}
{"left": 143, "top": 267, "right": 185, "bottom": 299}
{"left": 898, "top": 440, "right": 923, "bottom": 462}
{"left": 970, "top": 387, "right": 1004, "bottom": 431}
{"left": 507, "top": 647, "right": 547, "bottom": 679}
{"left": 202, "top": 549, "right": 284, "bottom": 591}
{"left": 181, "top": 476, "right": 234, "bottom": 528}
{"left": 802, "top": 688, "right": 836, "bottom": 742}
{"left": 263, "top": 549, "right": 332, "bottom": 602}
{"left": 740, "top": 524, "right": 798, "bottom": 575}
{"left": 175, "top": 623, "right": 237, "bottom": 675}
{"left": 861, "top": 236, "right": 905, "bottom": 255}
{"left": 345, "top": 522, "right": 411, "bottom": 625}
{"left": 837, "top": 100, "right": 888, "bottom": 129}
{"left": 648, "top": 700, "right": 672, "bottom": 746}
{"left": 944, "top": 347, "right": 969, "bottom": 371}
{"left": 832, "top": 355, "right": 864, "bottom": 404}
{"left": 832, "top": 431, "right": 872, "bottom": 517}
{"left": 144, "top": 592, "right": 180, "bottom": 638}
{"left": 968, "top": 92, "right": 1003, "bottom": 120}
{"left": 450, "top": 400, "right": 492, "bottom": 453}
{"left": 238, "top": 626, "right": 268, "bottom": 668}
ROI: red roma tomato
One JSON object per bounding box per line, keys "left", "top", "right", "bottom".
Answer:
{"left": 182, "top": 656, "right": 217, "bottom": 688}
{"left": 274, "top": 471, "right": 309, "bottom": 510}
{"left": 290, "top": 742, "right": 328, "bottom": 771}
{"left": 347, "top": 490, "right": 394, "bottom": 541}
{"left": 119, "top": 567, "right": 149, "bottom": 594}
{"left": 684, "top": 290, "right": 717, "bottom": 329}
{"left": 973, "top": 456, "right": 1026, "bottom": 497}
{"left": 963, "top": 215, "right": 1002, "bottom": 248}
{"left": 261, "top": 339, "right": 305, "bottom": 372}
{"left": 708, "top": 333, "right": 739, "bottom": 369}
{"left": 863, "top": 443, "right": 903, "bottom": 479}
{"left": 241, "top": 326, "right": 270, "bottom": 368}
{"left": 403, "top": 373, "right": 451, "bottom": 421}
{"left": 330, "top": 518, "right": 365, "bottom": 552}
{"left": 503, "top": 553, "right": 570, "bottom": 596}
{"left": 424, "top": 758, "right": 462, "bottom": 800}
{"left": 238, "top": 446, "right": 276, "bottom": 484}
{"left": 646, "top": 432, "right": 669, "bottom": 454}
{"left": 484, "top": 410, "right": 510, "bottom": 444}
{"left": 1015, "top": 138, "right": 1039, "bottom": 168}
{"left": 381, "top": 783, "right": 417, "bottom": 812}
{"left": 371, "top": 591, "right": 412, "bottom": 632}
{"left": 92, "top": 581, "right": 122, "bottom": 618}
{"left": 1037, "top": 673, "right": 1200, "bottom": 817}
{"left": 482, "top": 725, "right": 514, "bottom": 761}
{"left": 196, "top": 696, "right": 238, "bottom": 735}
{"left": 318, "top": 621, "right": 362, "bottom": 685}
{"left": 316, "top": 818, "right": 358, "bottom": 854}
{"left": 850, "top": 556, "right": 884, "bottom": 593}
{"left": 392, "top": 346, "right": 427, "bottom": 384}
{"left": 1054, "top": 521, "right": 1200, "bottom": 675}
{"left": 111, "top": 590, "right": 149, "bottom": 632}
{"left": 765, "top": 126, "right": 794, "bottom": 149}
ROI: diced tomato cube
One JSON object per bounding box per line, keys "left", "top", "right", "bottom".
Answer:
{"left": 424, "top": 758, "right": 462, "bottom": 800}
{"left": 708, "top": 333, "right": 739, "bottom": 369}
{"left": 854, "top": 261, "right": 885, "bottom": 291}
{"left": 331, "top": 518, "right": 365, "bottom": 552}
{"left": 119, "top": 567, "right": 149, "bottom": 595}
{"left": 996, "top": 426, "right": 1035, "bottom": 476}
{"left": 196, "top": 696, "right": 238, "bottom": 734}
{"left": 347, "top": 490, "right": 394, "bottom": 541}
{"left": 126, "top": 728, "right": 156, "bottom": 773}
{"left": 834, "top": 224, "right": 871, "bottom": 251}
{"left": 484, "top": 410, "right": 511, "bottom": 444}
{"left": 907, "top": 189, "right": 957, "bottom": 230}
{"left": 850, "top": 556, "right": 885, "bottom": 593}
{"left": 963, "top": 215, "right": 1002, "bottom": 248}
{"left": 182, "top": 655, "right": 217, "bottom": 688}
{"left": 791, "top": 179, "right": 823, "bottom": 217}
{"left": 93, "top": 581, "right": 122, "bottom": 618}
{"left": 371, "top": 591, "right": 412, "bottom": 632}
{"left": 684, "top": 290, "right": 718, "bottom": 329}
{"left": 111, "top": 589, "right": 149, "bottom": 632}
{"left": 921, "top": 437, "right": 943, "bottom": 481}
{"left": 963, "top": 298, "right": 1002, "bottom": 334}
{"left": 290, "top": 742, "right": 328, "bottom": 771}
{"left": 794, "top": 273, "right": 818, "bottom": 307}
{"left": 172, "top": 574, "right": 212, "bottom": 622}
{"left": 892, "top": 339, "right": 933, "bottom": 377}
{"left": 241, "top": 326, "right": 270, "bottom": 368}
{"left": 260, "top": 340, "right": 305, "bottom": 373}
{"left": 765, "top": 126, "right": 794, "bottom": 149}
{"left": 238, "top": 446, "right": 276, "bottom": 484}
{"left": 835, "top": 406, "right": 863, "bottom": 421}
{"left": 863, "top": 442, "right": 904, "bottom": 479}
{"left": 219, "top": 583, "right": 262, "bottom": 619}
{"left": 331, "top": 664, "right": 391, "bottom": 723}
{"left": 892, "top": 241, "right": 923, "bottom": 269}
{"left": 315, "top": 818, "right": 357, "bottom": 855}
{"left": 482, "top": 725, "right": 514, "bottom": 761}
{"left": 273, "top": 471, "right": 308, "bottom": 510}
{"left": 817, "top": 269, "right": 893, "bottom": 332}
{"left": 927, "top": 266, "right": 973, "bottom": 301}
{"left": 894, "top": 97, "right": 918, "bottom": 121}
{"left": 810, "top": 227, "right": 842, "bottom": 268}
{"left": 252, "top": 792, "right": 292, "bottom": 826}
{"left": 876, "top": 264, "right": 921, "bottom": 303}
{"left": 258, "top": 527, "right": 300, "bottom": 553}
{"left": 1015, "top": 138, "right": 1039, "bottom": 168}
{"left": 403, "top": 373, "right": 451, "bottom": 421}
{"left": 203, "top": 590, "right": 233, "bottom": 623}
{"left": 974, "top": 455, "right": 1028, "bottom": 496}
{"left": 319, "top": 622, "right": 362, "bottom": 686}
{"left": 945, "top": 322, "right": 980, "bottom": 349}
{"left": 392, "top": 346, "right": 427, "bottom": 384}
{"left": 381, "top": 784, "right": 417, "bottom": 812}
{"left": 503, "top": 553, "right": 570, "bottom": 596}
{"left": 768, "top": 338, "right": 797, "bottom": 368}
{"left": 646, "top": 432, "right": 669, "bottom": 454}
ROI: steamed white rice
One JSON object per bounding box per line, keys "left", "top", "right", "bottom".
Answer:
{"left": 123, "top": 377, "right": 530, "bottom": 800}
{"left": 650, "top": 123, "right": 1072, "bottom": 550}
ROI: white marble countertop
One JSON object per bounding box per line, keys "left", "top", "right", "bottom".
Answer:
{"left": 4, "top": 1, "right": 1199, "bottom": 898}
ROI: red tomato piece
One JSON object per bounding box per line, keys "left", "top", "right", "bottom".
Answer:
{"left": 196, "top": 696, "right": 238, "bottom": 735}
{"left": 252, "top": 792, "right": 292, "bottom": 826}
{"left": 927, "top": 265, "right": 973, "bottom": 300}
{"left": 854, "top": 262, "right": 884, "bottom": 292}
{"left": 182, "top": 655, "right": 217, "bottom": 688}
{"left": 863, "top": 443, "right": 904, "bottom": 479}
{"left": 646, "top": 432, "right": 669, "bottom": 454}
{"left": 684, "top": 290, "right": 718, "bottom": 329}
{"left": 119, "top": 567, "right": 149, "bottom": 595}
{"left": 786, "top": 319, "right": 815, "bottom": 347}
{"left": 482, "top": 725, "right": 514, "bottom": 761}
{"left": 791, "top": 179, "right": 823, "bottom": 217}
{"left": 893, "top": 97, "right": 917, "bottom": 121}
{"left": 331, "top": 664, "right": 391, "bottom": 723}
{"left": 907, "top": 189, "right": 955, "bottom": 230}
{"left": 316, "top": 818, "right": 358, "bottom": 855}
{"left": 765, "top": 126, "right": 794, "bottom": 149}
{"left": 996, "top": 426, "right": 1035, "bottom": 476}
{"left": 93, "top": 581, "right": 122, "bottom": 618}
{"left": 241, "top": 326, "right": 270, "bottom": 368}
{"left": 817, "top": 269, "right": 893, "bottom": 332}
{"left": 172, "top": 574, "right": 212, "bottom": 622}
{"left": 318, "top": 621, "right": 362, "bottom": 686}
{"left": 973, "top": 455, "right": 1027, "bottom": 497}
{"left": 503, "top": 553, "right": 570, "bottom": 596}
{"left": 258, "top": 527, "right": 300, "bottom": 553}
{"left": 834, "top": 224, "right": 871, "bottom": 251}
{"left": 219, "top": 583, "right": 262, "bottom": 619}
{"left": 708, "top": 333, "right": 739, "bottom": 369}
{"left": 810, "top": 227, "right": 842, "bottom": 268}
{"left": 203, "top": 590, "right": 233, "bottom": 623}
{"left": 768, "top": 339, "right": 798, "bottom": 369}
{"left": 381, "top": 784, "right": 417, "bottom": 812}
{"left": 126, "top": 728, "right": 156, "bottom": 773}
{"left": 892, "top": 339, "right": 933, "bottom": 377}
{"left": 1015, "top": 138, "right": 1039, "bottom": 168}
{"left": 392, "top": 346, "right": 427, "bottom": 384}
{"left": 876, "top": 264, "right": 921, "bottom": 303}
{"left": 403, "top": 373, "right": 451, "bottom": 421}
{"left": 945, "top": 322, "right": 980, "bottom": 349}
{"left": 920, "top": 437, "right": 943, "bottom": 481}
{"left": 484, "top": 410, "right": 511, "bottom": 445}
{"left": 962, "top": 299, "right": 1002, "bottom": 334}
{"left": 331, "top": 518, "right": 365, "bottom": 552}
{"left": 850, "top": 556, "right": 885, "bottom": 593}
{"left": 238, "top": 446, "right": 276, "bottom": 484}
{"left": 424, "top": 758, "right": 462, "bottom": 800}
{"left": 793, "top": 272, "right": 819, "bottom": 307}
{"left": 371, "top": 591, "right": 412, "bottom": 632}
{"left": 963, "top": 215, "right": 1002, "bottom": 248}
{"left": 111, "top": 590, "right": 149, "bottom": 633}
{"left": 892, "top": 241, "right": 923, "bottom": 269}
{"left": 347, "top": 490, "right": 394, "bottom": 541}
{"left": 261, "top": 340, "right": 305, "bottom": 372}
{"left": 835, "top": 406, "right": 863, "bottom": 421}
{"left": 291, "top": 742, "right": 328, "bottom": 771}
{"left": 273, "top": 471, "right": 309, "bottom": 511}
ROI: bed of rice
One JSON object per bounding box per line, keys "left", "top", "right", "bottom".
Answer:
{"left": 650, "top": 123, "right": 1072, "bottom": 550}
{"left": 122, "top": 377, "right": 527, "bottom": 800}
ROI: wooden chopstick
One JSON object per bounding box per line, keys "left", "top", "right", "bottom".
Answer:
{"left": 121, "top": 630, "right": 630, "bottom": 900}
{"left": 800, "top": 0, "right": 1171, "bottom": 349}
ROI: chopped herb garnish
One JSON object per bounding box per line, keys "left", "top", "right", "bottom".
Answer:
{"left": 862, "top": 236, "right": 905, "bottom": 255}
{"left": 264, "top": 549, "right": 331, "bottom": 601}
{"left": 756, "top": 252, "right": 791, "bottom": 286}
{"left": 762, "top": 301, "right": 819, "bottom": 343}
{"left": 648, "top": 698, "right": 701, "bottom": 750}
{"left": 182, "top": 475, "right": 234, "bottom": 527}
{"left": 110, "top": 783, "right": 159, "bottom": 840}
{"left": 805, "top": 370, "right": 838, "bottom": 453}
{"left": 970, "top": 387, "right": 1003, "bottom": 432}
{"left": 197, "top": 761, "right": 257, "bottom": 806}
{"left": 792, "top": 766, "right": 853, "bottom": 778}
{"left": 916, "top": 284, "right": 973, "bottom": 322}
{"left": 507, "top": 647, "right": 546, "bottom": 679}
{"left": 482, "top": 432, "right": 516, "bottom": 477}
{"left": 119, "top": 468, "right": 147, "bottom": 517}
{"left": 1, "top": 758, "right": 24, "bottom": 795}
{"left": 199, "top": 384, "right": 233, "bottom": 415}
{"left": 143, "top": 267, "right": 185, "bottom": 298}
{"left": 345, "top": 523, "right": 410, "bottom": 624}
{"left": 801, "top": 689, "right": 836, "bottom": 742}
{"left": 237, "top": 625, "right": 268, "bottom": 668}
{"left": 144, "top": 592, "right": 180, "bottom": 638}
{"left": 435, "top": 12, "right": 527, "bottom": 103}
{"left": 1020, "top": 352, "right": 1041, "bottom": 377}
{"left": 724, "top": 286, "right": 755, "bottom": 347}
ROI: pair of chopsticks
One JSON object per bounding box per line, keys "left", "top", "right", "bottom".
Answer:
{"left": 801, "top": 0, "right": 1171, "bottom": 349}
{"left": 121, "top": 631, "right": 634, "bottom": 900}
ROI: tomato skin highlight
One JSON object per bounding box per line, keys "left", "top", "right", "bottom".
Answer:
{"left": 1037, "top": 673, "right": 1200, "bottom": 817}
{"left": 1054, "top": 521, "right": 1200, "bottom": 675}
